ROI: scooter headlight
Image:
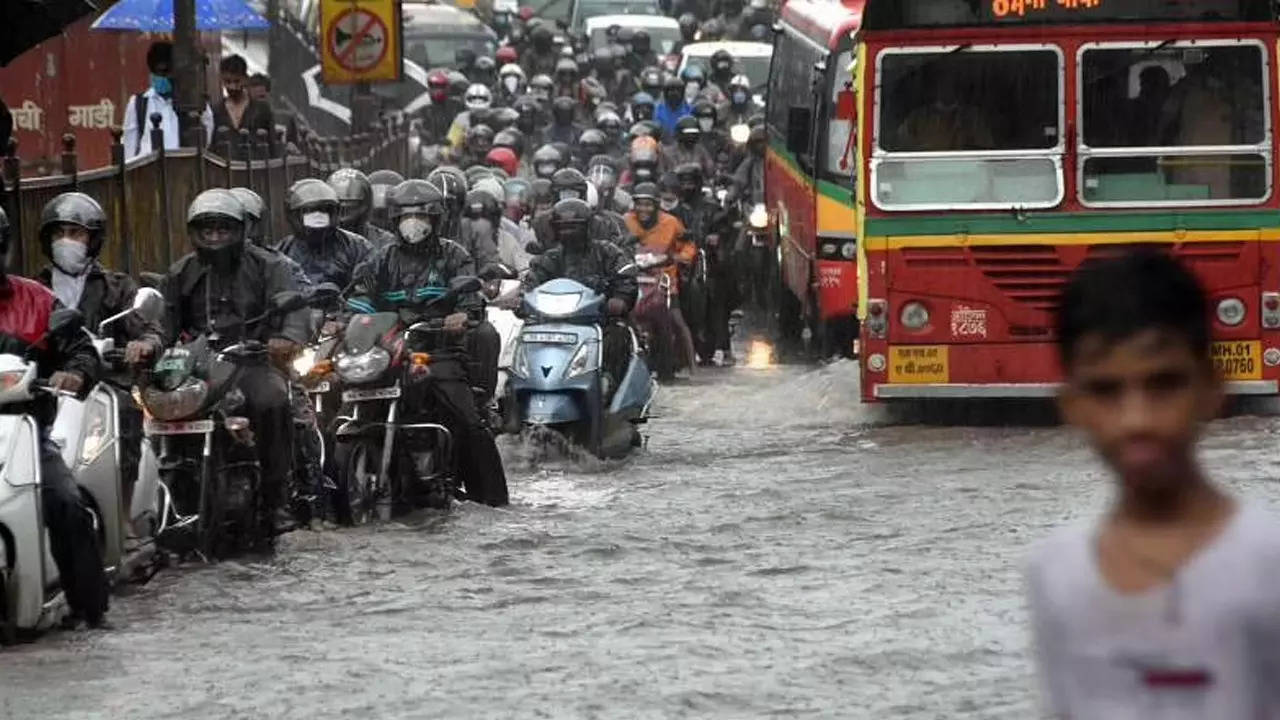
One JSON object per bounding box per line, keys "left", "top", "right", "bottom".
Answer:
{"left": 730, "top": 123, "right": 750, "bottom": 144}
{"left": 564, "top": 340, "right": 598, "bottom": 380}
{"left": 141, "top": 378, "right": 208, "bottom": 421}
{"left": 293, "top": 347, "right": 317, "bottom": 376}
{"left": 335, "top": 347, "right": 391, "bottom": 384}
{"left": 748, "top": 204, "right": 769, "bottom": 229}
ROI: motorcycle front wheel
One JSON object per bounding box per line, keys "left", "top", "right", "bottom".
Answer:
{"left": 334, "top": 441, "right": 377, "bottom": 526}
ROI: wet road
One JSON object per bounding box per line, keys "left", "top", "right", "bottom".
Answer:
{"left": 5, "top": 361, "right": 1280, "bottom": 719}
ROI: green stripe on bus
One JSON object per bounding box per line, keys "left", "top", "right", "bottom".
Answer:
{"left": 864, "top": 210, "right": 1280, "bottom": 237}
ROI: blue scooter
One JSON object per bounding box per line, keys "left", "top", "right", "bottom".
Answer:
{"left": 509, "top": 278, "right": 656, "bottom": 458}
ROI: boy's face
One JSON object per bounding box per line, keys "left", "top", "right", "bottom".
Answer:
{"left": 1059, "top": 329, "right": 1222, "bottom": 496}
{"left": 222, "top": 72, "right": 246, "bottom": 100}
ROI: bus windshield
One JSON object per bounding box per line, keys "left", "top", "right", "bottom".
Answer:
{"left": 1079, "top": 42, "right": 1269, "bottom": 206}
{"left": 873, "top": 47, "right": 1063, "bottom": 210}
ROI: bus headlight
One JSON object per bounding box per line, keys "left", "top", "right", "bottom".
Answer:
{"left": 841, "top": 241, "right": 856, "bottom": 260}
{"left": 1217, "top": 297, "right": 1245, "bottom": 327}
{"left": 900, "top": 301, "right": 930, "bottom": 331}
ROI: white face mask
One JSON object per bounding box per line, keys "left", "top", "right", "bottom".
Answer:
{"left": 733, "top": 91, "right": 748, "bottom": 105}
{"left": 302, "top": 211, "right": 331, "bottom": 229}
{"left": 503, "top": 76, "right": 520, "bottom": 94}
{"left": 660, "top": 197, "right": 678, "bottom": 211}
{"left": 685, "top": 83, "right": 700, "bottom": 103}
{"left": 399, "top": 217, "right": 432, "bottom": 244}
{"left": 51, "top": 237, "right": 90, "bottom": 275}
{"left": 698, "top": 118, "right": 714, "bottom": 132}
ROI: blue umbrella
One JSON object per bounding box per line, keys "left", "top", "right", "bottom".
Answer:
{"left": 91, "top": 0, "right": 269, "bottom": 31}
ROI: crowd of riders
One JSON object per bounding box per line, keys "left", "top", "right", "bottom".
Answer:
{"left": 0, "top": 0, "right": 774, "bottom": 633}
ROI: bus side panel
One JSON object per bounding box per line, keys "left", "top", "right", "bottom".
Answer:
{"left": 766, "top": 145, "right": 818, "bottom": 308}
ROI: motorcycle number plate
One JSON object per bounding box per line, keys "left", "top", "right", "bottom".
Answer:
{"left": 523, "top": 331, "right": 577, "bottom": 344}
{"left": 145, "top": 419, "right": 216, "bottom": 435}
{"left": 342, "top": 386, "right": 401, "bottom": 402}
{"left": 309, "top": 381, "right": 331, "bottom": 394}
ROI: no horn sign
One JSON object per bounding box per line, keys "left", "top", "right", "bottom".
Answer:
{"left": 321, "top": 0, "right": 402, "bottom": 84}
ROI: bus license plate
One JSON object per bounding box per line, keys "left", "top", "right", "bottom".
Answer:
{"left": 342, "top": 386, "right": 401, "bottom": 402}
{"left": 145, "top": 419, "right": 215, "bottom": 435}
{"left": 308, "top": 381, "right": 330, "bottom": 394}
{"left": 1211, "top": 341, "right": 1261, "bottom": 380}
{"left": 887, "top": 345, "right": 949, "bottom": 384}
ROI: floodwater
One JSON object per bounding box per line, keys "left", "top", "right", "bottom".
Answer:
{"left": 5, "top": 361, "right": 1280, "bottom": 719}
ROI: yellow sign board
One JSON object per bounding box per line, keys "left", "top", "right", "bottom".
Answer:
{"left": 888, "top": 345, "right": 949, "bottom": 384}
{"left": 320, "top": 0, "right": 402, "bottom": 85}
{"left": 1211, "top": 340, "right": 1262, "bottom": 381}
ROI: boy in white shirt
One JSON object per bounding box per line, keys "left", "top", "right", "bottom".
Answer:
{"left": 1029, "top": 249, "right": 1280, "bottom": 719}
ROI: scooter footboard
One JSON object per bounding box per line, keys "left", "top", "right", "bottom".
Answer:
{"left": 520, "top": 392, "right": 583, "bottom": 424}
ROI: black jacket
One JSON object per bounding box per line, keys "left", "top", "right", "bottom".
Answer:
{"left": 278, "top": 228, "right": 374, "bottom": 289}
{"left": 0, "top": 275, "right": 101, "bottom": 428}
{"left": 38, "top": 262, "right": 164, "bottom": 350}
{"left": 523, "top": 240, "right": 637, "bottom": 312}
{"left": 162, "top": 244, "right": 311, "bottom": 348}
{"left": 459, "top": 217, "right": 503, "bottom": 272}
{"left": 359, "top": 222, "right": 397, "bottom": 251}
{"left": 532, "top": 210, "right": 627, "bottom": 251}
{"left": 347, "top": 238, "right": 483, "bottom": 320}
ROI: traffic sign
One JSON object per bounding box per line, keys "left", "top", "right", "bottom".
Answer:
{"left": 320, "top": 0, "right": 402, "bottom": 84}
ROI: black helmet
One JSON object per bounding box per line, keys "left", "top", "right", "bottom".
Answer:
{"left": 187, "top": 188, "right": 246, "bottom": 254}
{"left": 427, "top": 166, "right": 469, "bottom": 219}
{"left": 700, "top": 18, "right": 724, "bottom": 41}
{"left": 552, "top": 95, "right": 577, "bottom": 123}
{"left": 631, "top": 181, "right": 659, "bottom": 203}
{"left": 327, "top": 167, "right": 373, "bottom": 230}
{"left": 596, "top": 110, "right": 623, "bottom": 134}
{"left": 532, "top": 144, "right": 563, "bottom": 179}
{"left": 640, "top": 67, "right": 663, "bottom": 95}
{"left": 387, "top": 179, "right": 446, "bottom": 246}
{"left": 693, "top": 100, "right": 717, "bottom": 121}
{"left": 663, "top": 74, "right": 684, "bottom": 97}
{"left": 493, "top": 127, "right": 524, "bottom": 154}
{"left": 675, "top": 162, "right": 705, "bottom": 195}
{"left": 369, "top": 169, "right": 404, "bottom": 187}
{"left": 592, "top": 45, "right": 615, "bottom": 73}
{"left": 554, "top": 57, "right": 579, "bottom": 79}
{"left": 229, "top": 187, "right": 266, "bottom": 242}
{"left": 710, "top": 49, "right": 734, "bottom": 76}
{"left": 586, "top": 161, "right": 618, "bottom": 194}
{"left": 677, "top": 12, "right": 698, "bottom": 39}
{"left": 616, "top": 27, "right": 635, "bottom": 45}
{"left": 531, "top": 178, "right": 555, "bottom": 208}
{"left": 39, "top": 192, "right": 107, "bottom": 262}
{"left": 577, "top": 128, "right": 607, "bottom": 158}
{"left": 285, "top": 178, "right": 339, "bottom": 234}
{"left": 465, "top": 165, "right": 495, "bottom": 186}
{"left": 465, "top": 187, "right": 501, "bottom": 221}
{"left": 631, "top": 29, "right": 651, "bottom": 55}
{"left": 447, "top": 70, "right": 470, "bottom": 96}
{"left": 550, "top": 198, "right": 591, "bottom": 245}
{"left": 551, "top": 167, "right": 589, "bottom": 202}
{"left": 675, "top": 115, "right": 701, "bottom": 142}
{"left": 491, "top": 107, "right": 520, "bottom": 131}
{"left": 466, "top": 123, "right": 496, "bottom": 154}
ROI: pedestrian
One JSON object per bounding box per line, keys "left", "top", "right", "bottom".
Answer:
{"left": 1028, "top": 249, "right": 1280, "bottom": 718}
{"left": 121, "top": 41, "right": 213, "bottom": 161}
{"left": 211, "top": 55, "right": 276, "bottom": 158}
{"left": 249, "top": 72, "right": 303, "bottom": 148}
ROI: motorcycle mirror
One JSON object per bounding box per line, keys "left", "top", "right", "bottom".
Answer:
{"left": 139, "top": 271, "right": 166, "bottom": 289}
{"left": 131, "top": 287, "right": 165, "bottom": 325}
{"left": 48, "top": 308, "right": 85, "bottom": 336}
{"left": 271, "top": 290, "right": 307, "bottom": 314}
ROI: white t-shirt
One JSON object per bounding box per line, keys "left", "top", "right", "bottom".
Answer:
{"left": 1027, "top": 503, "right": 1280, "bottom": 719}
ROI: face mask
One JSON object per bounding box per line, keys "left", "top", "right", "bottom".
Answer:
{"left": 302, "top": 211, "right": 331, "bottom": 230}
{"left": 733, "top": 91, "right": 748, "bottom": 105}
{"left": 150, "top": 74, "right": 173, "bottom": 97}
{"left": 431, "top": 90, "right": 448, "bottom": 103}
{"left": 685, "top": 84, "right": 700, "bottom": 103}
{"left": 660, "top": 197, "right": 678, "bottom": 211}
{"left": 503, "top": 77, "right": 520, "bottom": 94}
{"left": 537, "top": 162, "right": 557, "bottom": 177}
{"left": 399, "top": 217, "right": 432, "bottom": 244}
{"left": 698, "top": 118, "right": 714, "bottom": 132}
{"left": 51, "top": 238, "right": 90, "bottom": 275}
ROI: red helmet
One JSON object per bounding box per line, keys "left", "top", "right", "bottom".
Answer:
{"left": 496, "top": 45, "right": 518, "bottom": 65}
{"left": 427, "top": 70, "right": 450, "bottom": 102}
{"left": 485, "top": 147, "right": 519, "bottom": 177}
{"left": 518, "top": 6, "right": 534, "bottom": 20}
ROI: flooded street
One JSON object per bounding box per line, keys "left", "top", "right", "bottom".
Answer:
{"left": 5, "top": 362, "right": 1280, "bottom": 719}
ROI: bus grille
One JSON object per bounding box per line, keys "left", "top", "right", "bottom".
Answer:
{"left": 969, "top": 245, "right": 1070, "bottom": 312}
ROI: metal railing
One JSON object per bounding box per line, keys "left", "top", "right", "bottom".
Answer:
{"left": 1, "top": 112, "right": 413, "bottom": 277}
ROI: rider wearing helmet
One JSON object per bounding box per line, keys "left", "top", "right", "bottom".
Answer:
{"left": 675, "top": 13, "right": 698, "bottom": 54}
{"left": 426, "top": 166, "right": 470, "bottom": 236}
{"left": 279, "top": 178, "right": 374, "bottom": 288}
{"left": 36, "top": 192, "right": 165, "bottom": 541}
{"left": 627, "top": 135, "right": 662, "bottom": 186}
{"left": 547, "top": 95, "right": 582, "bottom": 146}
{"left": 497, "top": 63, "right": 526, "bottom": 104}
{"left": 532, "top": 144, "right": 564, "bottom": 180}
{"left": 0, "top": 203, "right": 109, "bottom": 629}
{"left": 368, "top": 169, "right": 405, "bottom": 232}
{"left": 528, "top": 73, "right": 555, "bottom": 103}
{"left": 728, "top": 124, "right": 767, "bottom": 205}
{"left": 165, "top": 189, "right": 310, "bottom": 532}
{"left": 462, "top": 123, "right": 497, "bottom": 168}
{"left": 511, "top": 94, "right": 545, "bottom": 147}
{"left": 667, "top": 115, "right": 716, "bottom": 180}
{"left": 638, "top": 66, "right": 664, "bottom": 100}
{"left": 575, "top": 128, "right": 608, "bottom": 170}
{"left": 698, "top": 17, "right": 725, "bottom": 42}
{"left": 595, "top": 109, "right": 625, "bottom": 152}
{"left": 717, "top": 0, "right": 750, "bottom": 40}
{"left": 655, "top": 75, "right": 693, "bottom": 139}
{"left": 723, "top": 73, "right": 760, "bottom": 125}
{"left": 521, "top": 21, "right": 559, "bottom": 78}
{"left": 472, "top": 55, "right": 498, "bottom": 87}
{"left": 627, "top": 30, "right": 659, "bottom": 76}
{"left": 532, "top": 168, "right": 625, "bottom": 249}
{"left": 679, "top": 64, "right": 709, "bottom": 105}
{"left": 496, "top": 44, "right": 519, "bottom": 66}
{"left": 345, "top": 180, "right": 509, "bottom": 507}
{"left": 630, "top": 91, "right": 657, "bottom": 124}
{"left": 708, "top": 49, "right": 736, "bottom": 97}
{"left": 625, "top": 181, "right": 698, "bottom": 380}
{"left": 692, "top": 99, "right": 731, "bottom": 170}
{"left": 522, "top": 199, "right": 638, "bottom": 398}
{"left": 553, "top": 57, "right": 580, "bottom": 99}
{"left": 446, "top": 83, "right": 494, "bottom": 151}
{"left": 486, "top": 146, "right": 520, "bottom": 177}
{"left": 328, "top": 168, "right": 396, "bottom": 249}
{"left": 421, "top": 69, "right": 462, "bottom": 143}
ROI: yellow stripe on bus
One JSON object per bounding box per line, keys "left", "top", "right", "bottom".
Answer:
{"left": 863, "top": 228, "right": 1280, "bottom": 251}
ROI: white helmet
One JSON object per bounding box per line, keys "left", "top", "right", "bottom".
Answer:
{"left": 499, "top": 63, "right": 527, "bottom": 96}
{"left": 465, "top": 83, "right": 493, "bottom": 110}
{"left": 585, "top": 181, "right": 599, "bottom": 210}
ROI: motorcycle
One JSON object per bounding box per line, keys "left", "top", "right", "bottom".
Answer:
{"left": 140, "top": 286, "right": 334, "bottom": 559}
{"left": 630, "top": 252, "right": 679, "bottom": 379}
{"left": 331, "top": 276, "right": 482, "bottom": 524}
{"left": 0, "top": 308, "right": 101, "bottom": 638}
{"left": 49, "top": 287, "right": 168, "bottom": 586}
{"left": 510, "top": 277, "right": 656, "bottom": 458}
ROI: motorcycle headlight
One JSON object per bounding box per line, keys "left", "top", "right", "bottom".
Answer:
{"left": 748, "top": 204, "right": 769, "bottom": 229}
{"left": 730, "top": 123, "right": 750, "bottom": 144}
{"left": 141, "top": 378, "right": 208, "bottom": 421}
{"left": 564, "top": 341, "right": 598, "bottom": 380}
{"left": 335, "top": 347, "right": 391, "bottom": 384}
{"left": 79, "top": 393, "right": 113, "bottom": 466}
{"left": 293, "top": 347, "right": 317, "bottom": 376}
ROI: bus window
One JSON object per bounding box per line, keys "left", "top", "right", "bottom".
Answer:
{"left": 872, "top": 46, "right": 1063, "bottom": 211}
{"left": 768, "top": 25, "right": 823, "bottom": 172}
{"left": 1079, "top": 42, "right": 1269, "bottom": 206}
{"left": 823, "top": 50, "right": 856, "bottom": 186}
